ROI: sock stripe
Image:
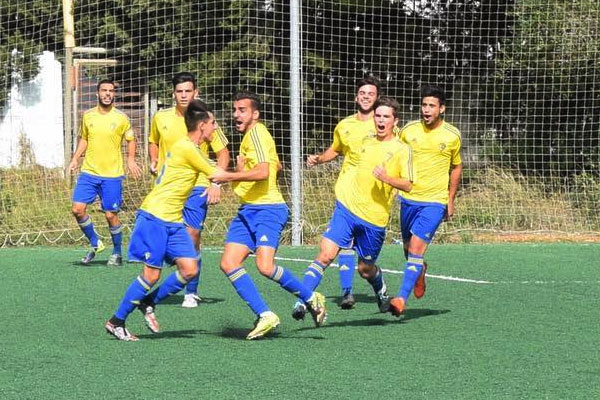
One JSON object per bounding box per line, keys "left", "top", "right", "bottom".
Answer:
{"left": 271, "top": 266, "right": 284, "bottom": 281}
{"left": 77, "top": 217, "right": 92, "bottom": 228}
{"left": 175, "top": 270, "right": 188, "bottom": 284}
{"left": 136, "top": 276, "right": 151, "bottom": 291}
{"left": 339, "top": 249, "right": 355, "bottom": 256}
{"left": 227, "top": 267, "right": 247, "bottom": 283}
{"left": 308, "top": 262, "right": 324, "bottom": 275}
{"left": 109, "top": 224, "right": 123, "bottom": 234}
{"left": 407, "top": 256, "right": 424, "bottom": 265}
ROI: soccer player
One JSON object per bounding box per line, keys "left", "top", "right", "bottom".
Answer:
{"left": 105, "top": 99, "right": 220, "bottom": 341}
{"left": 67, "top": 79, "right": 142, "bottom": 266}
{"left": 389, "top": 85, "right": 462, "bottom": 316}
{"left": 149, "top": 72, "right": 230, "bottom": 308}
{"left": 292, "top": 97, "right": 414, "bottom": 320}
{"left": 305, "top": 77, "right": 379, "bottom": 309}
{"left": 209, "top": 91, "right": 326, "bottom": 340}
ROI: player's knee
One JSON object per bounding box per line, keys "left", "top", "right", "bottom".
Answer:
{"left": 220, "top": 258, "right": 237, "bottom": 274}
{"left": 105, "top": 211, "right": 119, "bottom": 225}
{"left": 316, "top": 252, "right": 335, "bottom": 267}
{"left": 256, "top": 262, "right": 275, "bottom": 278}
{"left": 357, "top": 262, "right": 376, "bottom": 279}
{"left": 71, "top": 204, "right": 85, "bottom": 219}
{"left": 180, "top": 265, "right": 198, "bottom": 281}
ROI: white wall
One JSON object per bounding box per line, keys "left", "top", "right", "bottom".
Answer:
{"left": 0, "top": 51, "right": 64, "bottom": 168}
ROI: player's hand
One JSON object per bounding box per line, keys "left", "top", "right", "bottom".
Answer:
{"left": 306, "top": 154, "right": 319, "bottom": 167}
{"left": 235, "top": 155, "right": 246, "bottom": 172}
{"left": 67, "top": 159, "right": 78, "bottom": 174}
{"left": 205, "top": 184, "right": 222, "bottom": 205}
{"left": 127, "top": 159, "right": 142, "bottom": 179}
{"left": 209, "top": 167, "right": 230, "bottom": 184}
{"left": 149, "top": 160, "right": 158, "bottom": 175}
{"left": 445, "top": 200, "right": 455, "bottom": 221}
{"left": 372, "top": 164, "right": 388, "bottom": 183}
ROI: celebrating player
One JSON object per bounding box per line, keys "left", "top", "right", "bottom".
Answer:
{"left": 305, "top": 77, "right": 379, "bottom": 309}
{"left": 149, "top": 72, "right": 230, "bottom": 308}
{"left": 292, "top": 97, "right": 414, "bottom": 320}
{"left": 105, "top": 100, "right": 221, "bottom": 341}
{"left": 209, "top": 91, "right": 326, "bottom": 340}
{"left": 67, "top": 79, "right": 142, "bottom": 266}
{"left": 389, "top": 85, "right": 462, "bottom": 316}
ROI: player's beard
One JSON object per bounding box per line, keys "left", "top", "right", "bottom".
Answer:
{"left": 98, "top": 96, "right": 114, "bottom": 110}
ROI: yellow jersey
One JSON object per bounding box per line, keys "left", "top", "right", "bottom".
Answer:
{"left": 398, "top": 120, "right": 462, "bottom": 205}
{"left": 141, "top": 137, "right": 217, "bottom": 223}
{"left": 232, "top": 122, "right": 285, "bottom": 204}
{"left": 149, "top": 107, "right": 228, "bottom": 187}
{"left": 79, "top": 106, "right": 134, "bottom": 178}
{"left": 338, "top": 135, "right": 414, "bottom": 227}
{"left": 331, "top": 114, "right": 376, "bottom": 199}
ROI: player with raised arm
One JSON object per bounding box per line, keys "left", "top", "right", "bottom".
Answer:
{"left": 149, "top": 72, "right": 230, "bottom": 308}
{"left": 305, "top": 77, "right": 379, "bottom": 309}
{"left": 67, "top": 79, "right": 142, "bottom": 266}
{"left": 209, "top": 91, "right": 326, "bottom": 340}
{"left": 389, "top": 85, "right": 462, "bottom": 316}
{"left": 292, "top": 97, "right": 414, "bottom": 320}
{"left": 105, "top": 100, "right": 220, "bottom": 341}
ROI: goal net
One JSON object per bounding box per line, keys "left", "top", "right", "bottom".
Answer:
{"left": 1, "top": 0, "right": 599, "bottom": 246}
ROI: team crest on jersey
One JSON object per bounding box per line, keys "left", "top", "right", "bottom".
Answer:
{"left": 110, "top": 122, "right": 117, "bottom": 131}
{"left": 385, "top": 152, "right": 394, "bottom": 161}
{"left": 439, "top": 143, "right": 447, "bottom": 151}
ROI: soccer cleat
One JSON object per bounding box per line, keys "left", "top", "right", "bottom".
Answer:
{"left": 139, "top": 303, "right": 159, "bottom": 333}
{"left": 81, "top": 239, "right": 106, "bottom": 265}
{"left": 106, "top": 254, "right": 123, "bottom": 267}
{"left": 246, "top": 311, "right": 280, "bottom": 340}
{"left": 376, "top": 289, "right": 391, "bottom": 313}
{"left": 340, "top": 292, "right": 356, "bottom": 310}
{"left": 389, "top": 297, "right": 406, "bottom": 317}
{"left": 104, "top": 321, "right": 138, "bottom": 341}
{"left": 181, "top": 293, "right": 201, "bottom": 308}
{"left": 306, "top": 292, "right": 327, "bottom": 327}
{"left": 413, "top": 262, "right": 428, "bottom": 299}
{"left": 291, "top": 301, "right": 307, "bottom": 321}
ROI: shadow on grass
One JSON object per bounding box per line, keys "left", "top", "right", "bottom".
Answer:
{"left": 160, "top": 295, "right": 225, "bottom": 306}
{"left": 71, "top": 260, "right": 109, "bottom": 267}
{"left": 217, "top": 326, "right": 325, "bottom": 341}
{"left": 137, "top": 329, "right": 207, "bottom": 340}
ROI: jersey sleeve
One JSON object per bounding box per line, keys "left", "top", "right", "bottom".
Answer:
{"left": 450, "top": 135, "right": 462, "bottom": 166}
{"left": 122, "top": 115, "right": 134, "bottom": 141}
{"left": 331, "top": 122, "right": 343, "bottom": 152}
{"left": 250, "top": 127, "right": 272, "bottom": 164}
{"left": 186, "top": 146, "right": 217, "bottom": 176}
{"left": 149, "top": 114, "right": 160, "bottom": 144}
{"left": 209, "top": 124, "right": 229, "bottom": 153}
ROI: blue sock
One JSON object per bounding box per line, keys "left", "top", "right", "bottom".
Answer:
{"left": 367, "top": 266, "right": 386, "bottom": 295}
{"left": 146, "top": 270, "right": 188, "bottom": 306}
{"left": 270, "top": 265, "right": 313, "bottom": 303}
{"left": 114, "top": 276, "right": 154, "bottom": 321}
{"left": 302, "top": 261, "right": 326, "bottom": 292}
{"left": 109, "top": 224, "right": 122, "bottom": 255}
{"left": 77, "top": 216, "right": 99, "bottom": 248}
{"left": 338, "top": 249, "right": 356, "bottom": 295}
{"left": 399, "top": 254, "right": 424, "bottom": 300}
{"left": 227, "top": 267, "right": 269, "bottom": 316}
{"left": 185, "top": 255, "right": 202, "bottom": 295}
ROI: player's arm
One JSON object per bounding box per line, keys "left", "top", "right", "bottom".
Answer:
{"left": 205, "top": 147, "right": 230, "bottom": 205}
{"left": 446, "top": 163, "right": 462, "bottom": 220}
{"left": 211, "top": 161, "right": 269, "bottom": 183}
{"left": 148, "top": 116, "right": 160, "bottom": 174}
{"left": 307, "top": 146, "right": 339, "bottom": 167}
{"left": 372, "top": 164, "right": 413, "bottom": 192}
{"left": 67, "top": 137, "right": 88, "bottom": 173}
{"left": 126, "top": 137, "right": 142, "bottom": 179}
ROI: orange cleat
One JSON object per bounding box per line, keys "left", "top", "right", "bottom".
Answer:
{"left": 389, "top": 297, "right": 406, "bottom": 317}
{"left": 413, "top": 262, "right": 428, "bottom": 299}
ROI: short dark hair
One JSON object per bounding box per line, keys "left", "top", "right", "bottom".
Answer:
{"left": 184, "top": 99, "right": 212, "bottom": 132}
{"left": 374, "top": 96, "right": 400, "bottom": 118}
{"left": 96, "top": 79, "right": 115, "bottom": 91}
{"left": 356, "top": 76, "right": 380, "bottom": 95}
{"left": 420, "top": 85, "right": 446, "bottom": 106}
{"left": 233, "top": 90, "right": 261, "bottom": 112}
{"left": 172, "top": 72, "right": 197, "bottom": 90}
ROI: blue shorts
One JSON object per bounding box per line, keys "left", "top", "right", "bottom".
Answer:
{"left": 72, "top": 172, "right": 124, "bottom": 212}
{"left": 400, "top": 197, "right": 446, "bottom": 244}
{"left": 225, "top": 204, "right": 289, "bottom": 252}
{"left": 323, "top": 201, "right": 386, "bottom": 264}
{"left": 183, "top": 186, "right": 208, "bottom": 230}
{"left": 128, "top": 210, "right": 197, "bottom": 268}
